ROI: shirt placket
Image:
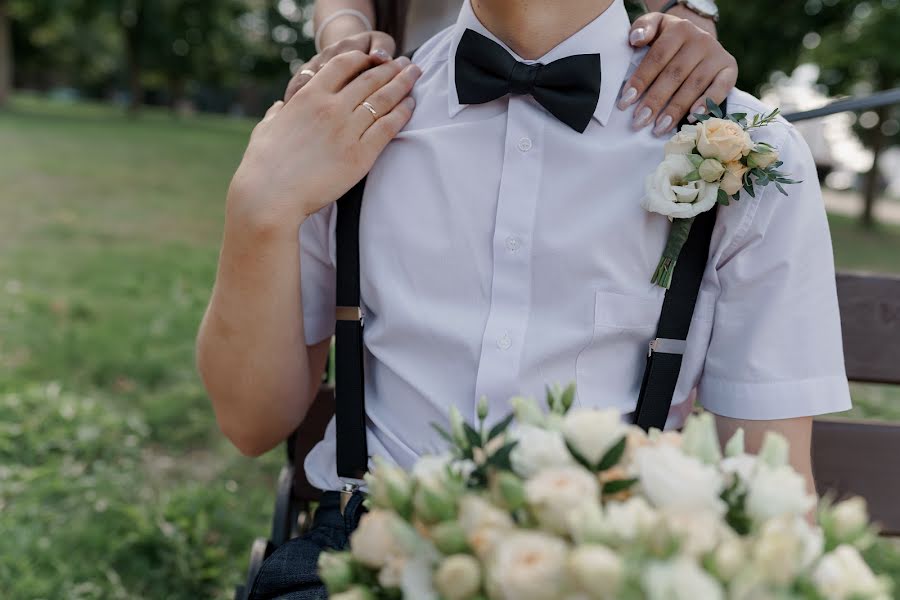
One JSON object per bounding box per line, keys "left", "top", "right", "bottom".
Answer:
{"left": 473, "top": 96, "right": 545, "bottom": 421}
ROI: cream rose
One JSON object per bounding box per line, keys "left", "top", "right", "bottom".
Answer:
{"left": 664, "top": 124, "right": 699, "bottom": 154}
{"left": 831, "top": 497, "right": 870, "bottom": 541}
{"left": 487, "top": 531, "right": 570, "bottom": 600}
{"left": 747, "top": 145, "right": 779, "bottom": 169}
{"left": 752, "top": 516, "right": 823, "bottom": 585}
{"left": 633, "top": 444, "right": 726, "bottom": 514}
{"left": 812, "top": 545, "right": 890, "bottom": 600}
{"left": 525, "top": 464, "right": 599, "bottom": 534}
{"left": 571, "top": 496, "right": 660, "bottom": 547}
{"left": 567, "top": 544, "right": 624, "bottom": 599}
{"left": 561, "top": 407, "right": 628, "bottom": 468}
{"left": 350, "top": 510, "right": 409, "bottom": 569}
{"left": 642, "top": 557, "right": 725, "bottom": 600}
{"left": 698, "top": 158, "right": 726, "bottom": 183}
{"left": 696, "top": 117, "right": 754, "bottom": 163}
{"left": 720, "top": 161, "right": 749, "bottom": 195}
{"left": 641, "top": 154, "right": 720, "bottom": 219}
{"left": 458, "top": 494, "right": 515, "bottom": 561}
{"left": 434, "top": 554, "right": 482, "bottom": 600}
{"left": 509, "top": 423, "right": 576, "bottom": 478}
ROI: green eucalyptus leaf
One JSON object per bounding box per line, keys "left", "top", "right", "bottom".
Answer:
{"left": 565, "top": 440, "right": 595, "bottom": 472}
{"left": 687, "top": 154, "right": 705, "bottom": 168}
{"left": 489, "top": 440, "right": 519, "bottom": 471}
{"left": 602, "top": 478, "right": 639, "bottom": 495}
{"left": 463, "top": 423, "right": 482, "bottom": 449}
{"left": 487, "top": 412, "right": 516, "bottom": 442}
{"left": 717, "top": 188, "right": 730, "bottom": 206}
{"left": 684, "top": 170, "right": 702, "bottom": 182}
{"left": 597, "top": 436, "right": 627, "bottom": 471}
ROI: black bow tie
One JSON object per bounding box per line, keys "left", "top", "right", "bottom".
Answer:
{"left": 454, "top": 29, "right": 603, "bottom": 133}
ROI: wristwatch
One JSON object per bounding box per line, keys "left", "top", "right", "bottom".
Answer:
{"left": 660, "top": 0, "right": 720, "bottom": 22}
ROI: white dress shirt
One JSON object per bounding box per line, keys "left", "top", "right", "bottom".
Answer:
{"left": 300, "top": 0, "right": 852, "bottom": 492}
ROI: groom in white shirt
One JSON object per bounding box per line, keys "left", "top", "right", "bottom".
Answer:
{"left": 199, "top": 0, "right": 851, "bottom": 578}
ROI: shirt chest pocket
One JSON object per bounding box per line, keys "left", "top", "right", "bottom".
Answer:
{"left": 574, "top": 291, "right": 664, "bottom": 411}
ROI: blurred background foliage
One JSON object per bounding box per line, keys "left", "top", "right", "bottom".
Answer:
{"left": 1, "top": 1, "right": 900, "bottom": 599}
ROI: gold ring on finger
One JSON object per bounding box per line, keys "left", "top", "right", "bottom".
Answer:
{"left": 361, "top": 101, "right": 378, "bottom": 119}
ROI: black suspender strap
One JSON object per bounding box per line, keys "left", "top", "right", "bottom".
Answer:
{"left": 633, "top": 205, "right": 717, "bottom": 431}
{"left": 335, "top": 178, "right": 368, "bottom": 480}
{"left": 633, "top": 101, "right": 727, "bottom": 432}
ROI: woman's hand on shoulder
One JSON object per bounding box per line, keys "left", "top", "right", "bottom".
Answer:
{"left": 227, "top": 51, "right": 421, "bottom": 234}
{"left": 619, "top": 12, "right": 737, "bottom": 136}
{"left": 284, "top": 31, "right": 397, "bottom": 102}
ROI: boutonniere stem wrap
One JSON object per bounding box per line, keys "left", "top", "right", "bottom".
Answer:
{"left": 642, "top": 100, "right": 800, "bottom": 289}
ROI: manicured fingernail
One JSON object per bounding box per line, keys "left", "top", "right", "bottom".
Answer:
{"left": 395, "top": 56, "right": 411, "bottom": 67}
{"left": 633, "top": 106, "right": 653, "bottom": 128}
{"left": 653, "top": 115, "right": 673, "bottom": 136}
{"left": 630, "top": 28, "right": 646, "bottom": 45}
{"left": 403, "top": 96, "right": 416, "bottom": 109}
{"left": 618, "top": 87, "right": 638, "bottom": 109}
{"left": 371, "top": 49, "right": 390, "bottom": 60}
{"left": 687, "top": 104, "right": 705, "bottom": 123}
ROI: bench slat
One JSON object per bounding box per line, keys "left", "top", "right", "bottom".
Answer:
{"left": 837, "top": 273, "right": 900, "bottom": 385}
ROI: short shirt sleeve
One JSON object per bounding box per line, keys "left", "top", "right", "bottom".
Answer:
{"left": 698, "top": 123, "right": 852, "bottom": 420}
{"left": 300, "top": 204, "right": 337, "bottom": 345}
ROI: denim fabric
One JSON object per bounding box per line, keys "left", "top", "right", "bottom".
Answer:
{"left": 249, "top": 491, "right": 367, "bottom": 600}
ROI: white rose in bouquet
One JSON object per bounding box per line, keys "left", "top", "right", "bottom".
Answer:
{"left": 643, "top": 557, "right": 724, "bottom": 600}
{"left": 662, "top": 509, "right": 729, "bottom": 557}
{"left": 746, "top": 464, "right": 815, "bottom": 523}
{"left": 751, "top": 516, "right": 823, "bottom": 586}
{"left": 567, "top": 544, "right": 624, "bottom": 599}
{"left": 458, "top": 494, "right": 515, "bottom": 561}
{"left": 641, "top": 154, "right": 720, "bottom": 220}
{"left": 812, "top": 545, "right": 891, "bottom": 600}
{"left": 561, "top": 407, "right": 628, "bottom": 468}
{"left": 831, "top": 497, "right": 870, "bottom": 542}
{"left": 487, "top": 530, "right": 570, "bottom": 600}
{"left": 350, "top": 510, "right": 410, "bottom": 569}
{"left": 570, "top": 496, "right": 659, "bottom": 547}
{"left": 663, "top": 123, "right": 699, "bottom": 154}
{"left": 509, "top": 423, "right": 576, "bottom": 478}
{"left": 525, "top": 465, "right": 599, "bottom": 535}
{"left": 434, "top": 554, "right": 482, "bottom": 600}
{"left": 633, "top": 444, "right": 725, "bottom": 514}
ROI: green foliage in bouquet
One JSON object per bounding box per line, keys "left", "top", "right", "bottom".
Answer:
{"left": 319, "top": 386, "right": 892, "bottom": 600}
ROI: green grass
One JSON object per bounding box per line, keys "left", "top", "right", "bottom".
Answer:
{"left": 2, "top": 94, "right": 900, "bottom": 598}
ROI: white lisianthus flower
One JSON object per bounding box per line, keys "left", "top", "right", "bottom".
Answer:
{"left": 696, "top": 117, "right": 754, "bottom": 163}
{"left": 643, "top": 557, "right": 724, "bottom": 600}
{"left": 698, "top": 158, "right": 726, "bottom": 183}
{"left": 661, "top": 509, "right": 727, "bottom": 557}
{"left": 570, "top": 496, "right": 659, "bottom": 547}
{"left": 812, "top": 545, "right": 890, "bottom": 600}
{"left": 746, "top": 464, "right": 815, "bottom": 523}
{"left": 752, "top": 516, "right": 823, "bottom": 586}
{"left": 434, "top": 555, "right": 482, "bottom": 600}
{"left": 350, "top": 510, "right": 409, "bottom": 569}
{"left": 561, "top": 407, "right": 627, "bottom": 468}
{"left": 509, "top": 423, "right": 576, "bottom": 478}
{"left": 664, "top": 124, "right": 699, "bottom": 154}
{"left": 525, "top": 465, "right": 599, "bottom": 534}
{"left": 567, "top": 544, "right": 624, "bottom": 599}
{"left": 712, "top": 538, "right": 747, "bottom": 580}
{"left": 719, "top": 161, "right": 749, "bottom": 195}
{"left": 720, "top": 453, "right": 758, "bottom": 485}
{"left": 831, "top": 497, "right": 870, "bottom": 541}
{"left": 633, "top": 444, "right": 726, "bottom": 514}
{"left": 641, "top": 154, "right": 720, "bottom": 219}
{"left": 487, "top": 531, "right": 570, "bottom": 600}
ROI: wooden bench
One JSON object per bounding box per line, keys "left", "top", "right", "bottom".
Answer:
{"left": 234, "top": 271, "right": 900, "bottom": 599}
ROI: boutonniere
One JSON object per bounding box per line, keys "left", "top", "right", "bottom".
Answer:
{"left": 642, "top": 99, "right": 800, "bottom": 289}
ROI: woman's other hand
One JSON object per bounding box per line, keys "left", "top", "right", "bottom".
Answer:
{"left": 619, "top": 12, "right": 738, "bottom": 136}
{"left": 284, "top": 31, "right": 397, "bottom": 103}
{"left": 228, "top": 52, "right": 421, "bottom": 233}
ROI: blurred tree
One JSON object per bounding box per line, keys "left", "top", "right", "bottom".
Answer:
{"left": 0, "top": 0, "right": 10, "bottom": 107}
{"left": 811, "top": 0, "right": 900, "bottom": 228}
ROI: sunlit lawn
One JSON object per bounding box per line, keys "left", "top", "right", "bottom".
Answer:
{"left": 1, "top": 95, "right": 899, "bottom": 598}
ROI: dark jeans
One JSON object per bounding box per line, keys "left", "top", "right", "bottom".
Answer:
{"left": 249, "top": 491, "right": 367, "bottom": 600}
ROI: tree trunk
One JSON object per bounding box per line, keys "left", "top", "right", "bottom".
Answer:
{"left": 122, "top": 1, "right": 146, "bottom": 116}
{"left": 0, "top": 0, "right": 12, "bottom": 108}
{"left": 860, "top": 107, "right": 888, "bottom": 229}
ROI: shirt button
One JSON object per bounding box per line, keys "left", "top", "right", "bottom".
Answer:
{"left": 505, "top": 236, "right": 521, "bottom": 253}
{"left": 517, "top": 137, "right": 533, "bottom": 152}
{"left": 497, "top": 332, "right": 512, "bottom": 350}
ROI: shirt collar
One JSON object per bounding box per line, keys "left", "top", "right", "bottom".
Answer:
{"left": 447, "top": 0, "right": 632, "bottom": 127}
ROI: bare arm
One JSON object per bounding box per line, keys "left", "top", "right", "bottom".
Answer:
{"left": 314, "top": 0, "right": 378, "bottom": 49}
{"left": 643, "top": 0, "right": 717, "bottom": 35}
{"left": 197, "top": 52, "right": 421, "bottom": 456}
{"left": 715, "top": 415, "right": 817, "bottom": 496}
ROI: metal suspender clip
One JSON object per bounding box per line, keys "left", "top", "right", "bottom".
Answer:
{"left": 336, "top": 306, "right": 363, "bottom": 323}
{"left": 339, "top": 479, "right": 364, "bottom": 515}
{"left": 648, "top": 337, "right": 688, "bottom": 357}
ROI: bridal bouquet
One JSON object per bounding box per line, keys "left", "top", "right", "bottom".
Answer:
{"left": 642, "top": 100, "right": 799, "bottom": 288}
{"left": 319, "top": 386, "right": 890, "bottom": 600}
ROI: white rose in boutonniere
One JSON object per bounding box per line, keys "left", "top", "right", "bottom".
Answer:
{"left": 664, "top": 124, "right": 699, "bottom": 154}
{"left": 641, "top": 154, "right": 719, "bottom": 219}
{"left": 696, "top": 117, "right": 754, "bottom": 163}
